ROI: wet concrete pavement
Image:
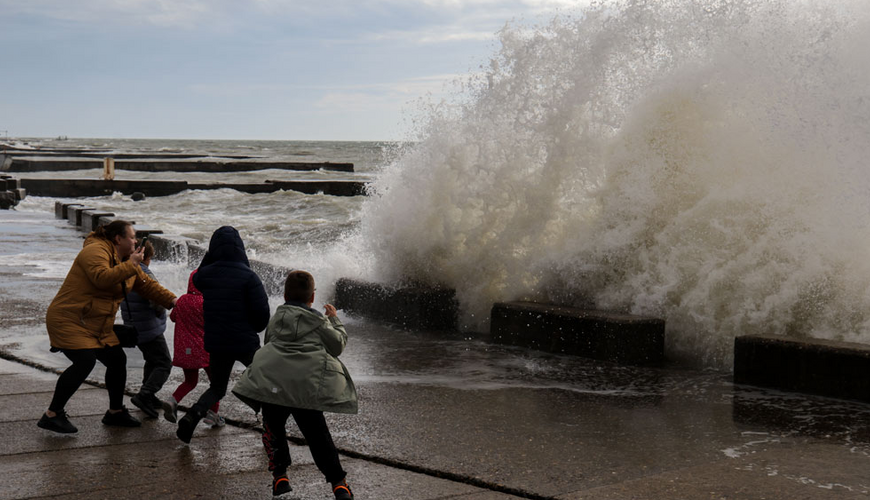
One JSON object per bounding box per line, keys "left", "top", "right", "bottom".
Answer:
{"left": 1, "top": 359, "right": 517, "bottom": 500}
{"left": 2, "top": 208, "right": 870, "bottom": 499}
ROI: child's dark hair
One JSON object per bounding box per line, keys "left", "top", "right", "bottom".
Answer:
{"left": 93, "top": 220, "right": 132, "bottom": 242}
{"left": 284, "top": 270, "right": 315, "bottom": 302}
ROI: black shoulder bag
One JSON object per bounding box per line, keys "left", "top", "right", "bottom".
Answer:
{"left": 112, "top": 260, "right": 139, "bottom": 348}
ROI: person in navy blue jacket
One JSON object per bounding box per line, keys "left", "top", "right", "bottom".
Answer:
{"left": 176, "top": 226, "right": 271, "bottom": 444}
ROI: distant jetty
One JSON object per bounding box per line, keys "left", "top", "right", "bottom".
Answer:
{"left": 21, "top": 178, "right": 366, "bottom": 197}
{"left": 0, "top": 175, "right": 26, "bottom": 209}
{"left": 0, "top": 143, "right": 354, "bottom": 173}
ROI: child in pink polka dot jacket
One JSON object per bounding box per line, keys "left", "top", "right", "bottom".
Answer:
{"left": 165, "top": 270, "right": 224, "bottom": 427}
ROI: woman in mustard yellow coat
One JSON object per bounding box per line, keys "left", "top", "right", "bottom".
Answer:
{"left": 38, "top": 220, "right": 177, "bottom": 434}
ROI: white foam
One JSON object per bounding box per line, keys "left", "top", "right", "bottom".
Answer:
{"left": 354, "top": 0, "right": 870, "bottom": 367}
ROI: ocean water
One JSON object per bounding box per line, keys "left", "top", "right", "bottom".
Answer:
{"left": 14, "top": 139, "right": 395, "bottom": 298}
{"left": 11, "top": 0, "right": 870, "bottom": 368}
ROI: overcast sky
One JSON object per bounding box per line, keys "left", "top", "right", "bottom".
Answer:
{"left": 0, "top": 0, "right": 578, "bottom": 141}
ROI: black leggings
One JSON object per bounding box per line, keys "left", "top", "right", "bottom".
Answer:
{"left": 49, "top": 346, "right": 127, "bottom": 413}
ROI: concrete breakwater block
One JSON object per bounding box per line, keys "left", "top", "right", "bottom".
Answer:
{"left": 55, "top": 201, "right": 75, "bottom": 219}
{"left": 266, "top": 180, "right": 366, "bottom": 197}
{"left": 98, "top": 215, "right": 135, "bottom": 228}
{"left": 186, "top": 243, "right": 207, "bottom": 268}
{"left": 734, "top": 335, "right": 870, "bottom": 403}
{"left": 0, "top": 175, "right": 25, "bottom": 209}
{"left": 27, "top": 179, "right": 189, "bottom": 197}
{"left": 490, "top": 302, "right": 665, "bottom": 365}
{"left": 70, "top": 206, "right": 96, "bottom": 227}
{"left": 63, "top": 204, "right": 91, "bottom": 224}
{"left": 0, "top": 191, "right": 15, "bottom": 209}
{"left": 133, "top": 226, "right": 164, "bottom": 240}
{"left": 54, "top": 202, "right": 132, "bottom": 227}
{"left": 0, "top": 176, "right": 20, "bottom": 190}
{"left": 149, "top": 234, "right": 198, "bottom": 265}
{"left": 61, "top": 203, "right": 82, "bottom": 220}
{"left": 333, "top": 278, "right": 459, "bottom": 330}
{"left": 81, "top": 210, "right": 115, "bottom": 232}
{"left": 186, "top": 183, "right": 277, "bottom": 194}
{"left": 250, "top": 260, "right": 293, "bottom": 296}
{"left": 147, "top": 234, "right": 205, "bottom": 268}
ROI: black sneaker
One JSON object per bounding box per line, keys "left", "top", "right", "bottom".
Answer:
{"left": 131, "top": 393, "right": 159, "bottom": 418}
{"left": 163, "top": 398, "right": 178, "bottom": 423}
{"left": 272, "top": 475, "right": 292, "bottom": 496}
{"left": 332, "top": 480, "right": 353, "bottom": 500}
{"left": 176, "top": 410, "right": 201, "bottom": 444}
{"left": 101, "top": 407, "right": 142, "bottom": 427}
{"left": 37, "top": 411, "right": 78, "bottom": 434}
{"left": 148, "top": 394, "right": 164, "bottom": 410}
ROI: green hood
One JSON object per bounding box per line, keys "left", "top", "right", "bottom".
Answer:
{"left": 268, "top": 303, "right": 326, "bottom": 342}
{"left": 231, "top": 304, "right": 358, "bottom": 414}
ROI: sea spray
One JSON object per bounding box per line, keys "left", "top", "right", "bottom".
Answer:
{"left": 357, "top": 0, "right": 870, "bottom": 366}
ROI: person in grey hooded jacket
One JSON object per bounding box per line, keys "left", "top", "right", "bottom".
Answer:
{"left": 232, "top": 270, "right": 357, "bottom": 499}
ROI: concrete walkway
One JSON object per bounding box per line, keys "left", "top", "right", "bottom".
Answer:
{"left": 2, "top": 207, "right": 870, "bottom": 499}
{"left": 0, "top": 357, "right": 514, "bottom": 500}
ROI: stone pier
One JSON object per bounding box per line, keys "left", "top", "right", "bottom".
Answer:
{"left": 0, "top": 175, "right": 26, "bottom": 209}
{"left": 8, "top": 157, "right": 354, "bottom": 173}
{"left": 334, "top": 278, "right": 460, "bottom": 331}
{"left": 734, "top": 335, "right": 870, "bottom": 403}
{"left": 23, "top": 178, "right": 366, "bottom": 198}
{"left": 491, "top": 301, "right": 666, "bottom": 365}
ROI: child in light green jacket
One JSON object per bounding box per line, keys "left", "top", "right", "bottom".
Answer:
{"left": 232, "top": 270, "right": 357, "bottom": 499}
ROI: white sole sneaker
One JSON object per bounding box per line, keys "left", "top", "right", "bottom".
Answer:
{"left": 203, "top": 410, "right": 226, "bottom": 427}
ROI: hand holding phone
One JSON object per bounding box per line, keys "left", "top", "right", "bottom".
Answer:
{"left": 130, "top": 245, "right": 145, "bottom": 265}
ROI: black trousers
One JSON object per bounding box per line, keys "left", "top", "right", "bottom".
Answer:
{"left": 137, "top": 334, "right": 172, "bottom": 397}
{"left": 261, "top": 402, "right": 346, "bottom": 484}
{"left": 189, "top": 350, "right": 255, "bottom": 416}
{"left": 49, "top": 345, "right": 127, "bottom": 412}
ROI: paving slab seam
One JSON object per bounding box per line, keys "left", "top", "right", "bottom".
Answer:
{"left": 0, "top": 350, "right": 122, "bottom": 395}
{"left": 0, "top": 435, "right": 197, "bottom": 458}
{"left": 427, "top": 494, "right": 508, "bottom": 500}
{"left": 1, "top": 350, "right": 551, "bottom": 500}
{"left": 0, "top": 351, "right": 77, "bottom": 378}
{"left": 2, "top": 410, "right": 112, "bottom": 425}
{"left": 0, "top": 389, "right": 96, "bottom": 397}
{"left": 0, "top": 383, "right": 100, "bottom": 395}
{"left": 237, "top": 422, "right": 552, "bottom": 500}
{"left": 13, "top": 470, "right": 261, "bottom": 500}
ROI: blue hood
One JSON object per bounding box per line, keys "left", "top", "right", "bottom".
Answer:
{"left": 192, "top": 225, "right": 270, "bottom": 354}
{"left": 199, "top": 226, "right": 250, "bottom": 268}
